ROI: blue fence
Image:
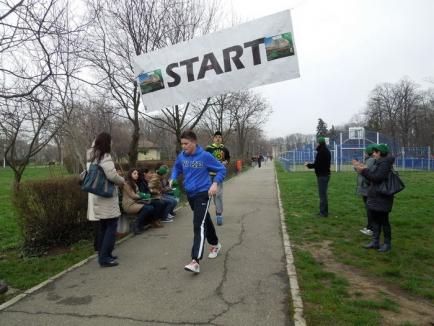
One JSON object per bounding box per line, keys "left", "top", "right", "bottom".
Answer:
{"left": 278, "top": 130, "right": 433, "bottom": 172}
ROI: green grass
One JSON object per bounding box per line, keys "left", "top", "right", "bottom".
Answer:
{"left": 276, "top": 163, "right": 434, "bottom": 324}
{"left": 0, "top": 166, "right": 94, "bottom": 304}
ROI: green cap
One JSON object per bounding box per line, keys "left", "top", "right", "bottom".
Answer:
{"left": 373, "top": 143, "right": 389, "bottom": 155}
{"left": 157, "top": 166, "right": 168, "bottom": 175}
{"left": 318, "top": 136, "right": 326, "bottom": 144}
{"left": 365, "top": 144, "right": 376, "bottom": 155}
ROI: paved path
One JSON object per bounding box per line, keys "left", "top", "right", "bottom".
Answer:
{"left": 0, "top": 163, "right": 292, "bottom": 325}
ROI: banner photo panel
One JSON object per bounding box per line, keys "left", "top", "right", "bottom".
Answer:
{"left": 133, "top": 10, "right": 300, "bottom": 112}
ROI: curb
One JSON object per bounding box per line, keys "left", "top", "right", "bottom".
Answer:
{"left": 275, "top": 168, "right": 307, "bottom": 326}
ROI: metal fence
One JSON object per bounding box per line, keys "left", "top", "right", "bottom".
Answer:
{"left": 278, "top": 130, "right": 433, "bottom": 172}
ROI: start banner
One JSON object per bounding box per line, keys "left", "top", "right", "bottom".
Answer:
{"left": 132, "top": 10, "right": 300, "bottom": 111}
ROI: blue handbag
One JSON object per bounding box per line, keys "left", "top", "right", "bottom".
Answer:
{"left": 81, "top": 164, "right": 114, "bottom": 198}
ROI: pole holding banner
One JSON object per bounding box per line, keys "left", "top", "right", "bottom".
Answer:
{"left": 133, "top": 10, "right": 300, "bottom": 112}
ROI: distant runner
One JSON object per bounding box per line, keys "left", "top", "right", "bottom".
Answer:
{"left": 206, "top": 131, "right": 230, "bottom": 225}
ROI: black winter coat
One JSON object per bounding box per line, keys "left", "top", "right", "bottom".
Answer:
{"left": 361, "top": 156, "right": 395, "bottom": 212}
{"left": 307, "top": 144, "right": 331, "bottom": 176}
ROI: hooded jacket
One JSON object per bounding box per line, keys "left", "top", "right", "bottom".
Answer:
{"left": 361, "top": 156, "right": 395, "bottom": 212}
{"left": 171, "top": 145, "right": 226, "bottom": 197}
{"left": 306, "top": 143, "right": 331, "bottom": 176}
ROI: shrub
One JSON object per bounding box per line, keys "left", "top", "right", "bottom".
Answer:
{"left": 13, "top": 176, "right": 94, "bottom": 255}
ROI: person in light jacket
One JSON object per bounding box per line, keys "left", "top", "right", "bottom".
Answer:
{"left": 87, "top": 132, "right": 125, "bottom": 267}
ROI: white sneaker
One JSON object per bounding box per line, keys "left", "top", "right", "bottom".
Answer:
{"left": 184, "top": 260, "right": 200, "bottom": 273}
{"left": 360, "top": 228, "right": 373, "bottom": 236}
{"left": 208, "top": 243, "right": 222, "bottom": 259}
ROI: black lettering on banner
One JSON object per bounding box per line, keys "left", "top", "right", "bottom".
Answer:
{"left": 222, "top": 45, "right": 245, "bottom": 72}
{"left": 180, "top": 57, "right": 200, "bottom": 82}
{"left": 197, "top": 52, "right": 224, "bottom": 80}
{"left": 166, "top": 63, "right": 181, "bottom": 87}
{"left": 244, "top": 38, "right": 265, "bottom": 65}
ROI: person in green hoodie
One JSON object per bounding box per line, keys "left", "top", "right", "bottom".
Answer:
{"left": 206, "top": 131, "right": 230, "bottom": 225}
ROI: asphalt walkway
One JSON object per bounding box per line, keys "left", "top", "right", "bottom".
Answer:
{"left": 0, "top": 162, "right": 292, "bottom": 325}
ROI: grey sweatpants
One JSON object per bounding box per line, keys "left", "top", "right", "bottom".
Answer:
{"left": 213, "top": 182, "right": 223, "bottom": 215}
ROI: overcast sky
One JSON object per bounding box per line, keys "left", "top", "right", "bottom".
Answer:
{"left": 220, "top": 0, "right": 434, "bottom": 138}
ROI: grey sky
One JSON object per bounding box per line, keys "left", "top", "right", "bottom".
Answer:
{"left": 221, "top": 0, "right": 434, "bottom": 138}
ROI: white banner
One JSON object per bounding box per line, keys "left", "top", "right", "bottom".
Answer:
{"left": 132, "top": 10, "right": 300, "bottom": 112}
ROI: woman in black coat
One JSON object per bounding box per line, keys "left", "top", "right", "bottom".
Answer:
{"left": 353, "top": 144, "right": 394, "bottom": 252}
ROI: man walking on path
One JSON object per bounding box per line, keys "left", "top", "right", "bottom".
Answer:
{"left": 170, "top": 130, "right": 226, "bottom": 274}
{"left": 206, "top": 131, "right": 230, "bottom": 225}
{"left": 305, "top": 136, "right": 331, "bottom": 217}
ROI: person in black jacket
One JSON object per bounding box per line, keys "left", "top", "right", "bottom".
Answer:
{"left": 353, "top": 144, "right": 394, "bottom": 252}
{"left": 305, "top": 137, "right": 331, "bottom": 217}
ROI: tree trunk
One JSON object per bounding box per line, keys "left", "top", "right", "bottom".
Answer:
{"left": 129, "top": 120, "right": 140, "bottom": 167}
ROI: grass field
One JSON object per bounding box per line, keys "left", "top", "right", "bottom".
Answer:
{"left": 276, "top": 163, "right": 434, "bottom": 325}
{"left": 0, "top": 166, "right": 94, "bottom": 304}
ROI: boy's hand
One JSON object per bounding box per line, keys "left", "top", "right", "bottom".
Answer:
{"left": 208, "top": 182, "right": 218, "bottom": 196}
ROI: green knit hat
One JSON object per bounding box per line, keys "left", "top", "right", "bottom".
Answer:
{"left": 317, "top": 136, "right": 326, "bottom": 144}
{"left": 156, "top": 166, "right": 168, "bottom": 175}
{"left": 365, "top": 144, "right": 376, "bottom": 155}
{"left": 373, "top": 143, "right": 389, "bottom": 155}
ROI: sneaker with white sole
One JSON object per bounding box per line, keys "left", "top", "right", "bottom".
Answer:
{"left": 184, "top": 260, "right": 200, "bottom": 273}
{"left": 360, "top": 228, "right": 373, "bottom": 236}
{"left": 208, "top": 243, "right": 222, "bottom": 259}
{"left": 161, "top": 217, "right": 173, "bottom": 223}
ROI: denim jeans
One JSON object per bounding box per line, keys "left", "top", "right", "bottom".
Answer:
{"left": 98, "top": 217, "right": 118, "bottom": 265}
{"left": 162, "top": 195, "right": 177, "bottom": 219}
{"left": 317, "top": 175, "right": 330, "bottom": 216}
{"left": 137, "top": 204, "right": 155, "bottom": 228}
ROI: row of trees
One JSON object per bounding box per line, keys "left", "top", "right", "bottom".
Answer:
{"left": 0, "top": 0, "right": 272, "bottom": 188}
{"left": 272, "top": 77, "right": 434, "bottom": 152}
{"left": 365, "top": 78, "right": 434, "bottom": 147}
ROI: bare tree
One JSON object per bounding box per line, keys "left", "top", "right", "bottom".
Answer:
{"left": 142, "top": 98, "right": 212, "bottom": 154}
{"left": 0, "top": 0, "right": 88, "bottom": 186}
{"left": 0, "top": 93, "right": 65, "bottom": 188}
{"left": 365, "top": 78, "right": 424, "bottom": 147}
{"left": 229, "top": 91, "right": 272, "bottom": 158}
{"left": 0, "top": 0, "right": 78, "bottom": 99}
{"left": 84, "top": 0, "right": 220, "bottom": 166}
{"left": 195, "top": 93, "right": 236, "bottom": 141}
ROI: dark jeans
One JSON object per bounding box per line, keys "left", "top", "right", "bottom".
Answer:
{"left": 317, "top": 175, "right": 330, "bottom": 216}
{"left": 369, "top": 210, "right": 391, "bottom": 245}
{"left": 362, "top": 196, "right": 373, "bottom": 230}
{"left": 98, "top": 217, "right": 118, "bottom": 265}
{"left": 150, "top": 199, "right": 165, "bottom": 220}
{"left": 136, "top": 204, "right": 155, "bottom": 228}
{"left": 162, "top": 195, "right": 177, "bottom": 219}
{"left": 187, "top": 192, "right": 218, "bottom": 261}
{"left": 93, "top": 221, "right": 101, "bottom": 251}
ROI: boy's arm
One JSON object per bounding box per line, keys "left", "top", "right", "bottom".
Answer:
{"left": 170, "top": 156, "right": 182, "bottom": 185}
